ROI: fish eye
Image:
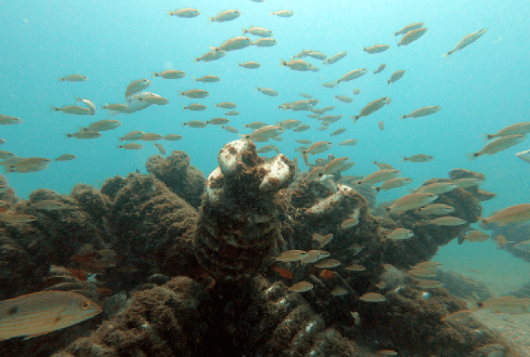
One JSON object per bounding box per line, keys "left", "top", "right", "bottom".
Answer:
{"left": 81, "top": 302, "right": 90, "bottom": 310}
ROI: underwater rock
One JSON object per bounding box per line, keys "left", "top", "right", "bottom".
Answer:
{"left": 483, "top": 221, "right": 530, "bottom": 263}
{"left": 145, "top": 150, "right": 205, "bottom": 209}
{"left": 436, "top": 269, "right": 493, "bottom": 302}
{"left": 194, "top": 139, "right": 295, "bottom": 280}
{"left": 52, "top": 277, "right": 213, "bottom": 357}
{"left": 449, "top": 168, "right": 496, "bottom": 202}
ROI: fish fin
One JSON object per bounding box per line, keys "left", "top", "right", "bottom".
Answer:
{"left": 241, "top": 28, "right": 247, "bottom": 36}
{"left": 399, "top": 115, "right": 407, "bottom": 121}
{"left": 50, "top": 106, "right": 60, "bottom": 112}
{"left": 442, "top": 51, "right": 451, "bottom": 58}
{"left": 482, "top": 133, "right": 494, "bottom": 141}
{"left": 401, "top": 157, "right": 408, "bottom": 161}
{"left": 279, "top": 59, "right": 286, "bottom": 67}
{"left": 193, "top": 58, "right": 199, "bottom": 63}
{"left": 209, "top": 46, "right": 219, "bottom": 51}
{"left": 65, "top": 133, "right": 73, "bottom": 139}
{"left": 166, "top": 11, "right": 172, "bottom": 17}
{"left": 182, "top": 104, "right": 186, "bottom": 110}
{"left": 209, "top": 16, "right": 214, "bottom": 23}
{"left": 465, "top": 153, "right": 479, "bottom": 161}
{"left": 23, "top": 331, "right": 52, "bottom": 340}
{"left": 238, "top": 134, "right": 251, "bottom": 140}
{"left": 151, "top": 72, "right": 158, "bottom": 77}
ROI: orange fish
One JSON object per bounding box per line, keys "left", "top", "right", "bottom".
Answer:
{"left": 272, "top": 267, "right": 294, "bottom": 280}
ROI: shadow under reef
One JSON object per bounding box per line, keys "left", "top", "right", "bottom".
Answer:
{"left": 0, "top": 144, "right": 522, "bottom": 357}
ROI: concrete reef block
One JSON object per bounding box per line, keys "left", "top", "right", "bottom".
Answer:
{"left": 52, "top": 277, "right": 213, "bottom": 357}
{"left": 195, "top": 139, "right": 296, "bottom": 279}
{"left": 305, "top": 184, "right": 356, "bottom": 216}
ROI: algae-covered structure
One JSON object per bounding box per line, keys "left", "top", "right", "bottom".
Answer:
{"left": 0, "top": 143, "right": 522, "bottom": 357}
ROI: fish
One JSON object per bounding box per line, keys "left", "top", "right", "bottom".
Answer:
{"left": 336, "top": 68, "right": 367, "bottom": 83}
{"left": 331, "top": 287, "right": 349, "bottom": 296}
{"left": 242, "top": 26, "right": 272, "bottom": 37}
{"left": 54, "top": 154, "right": 77, "bottom": 162}
{"left": 275, "top": 250, "right": 309, "bottom": 262}
{"left": 119, "top": 143, "right": 143, "bottom": 150}
{"left": 385, "top": 228, "right": 414, "bottom": 240}
{"left": 183, "top": 103, "right": 207, "bottom": 111}
{"left": 359, "top": 292, "right": 386, "bottom": 302}
{"left": 272, "top": 267, "right": 294, "bottom": 280}
{"left": 484, "top": 122, "right": 530, "bottom": 140}
{"left": 240, "top": 125, "right": 284, "bottom": 141}
{"left": 288, "top": 281, "right": 314, "bottom": 293}
{"left": 340, "top": 217, "right": 359, "bottom": 229}
{"left": 373, "top": 64, "right": 386, "bottom": 75}
{"left": 351, "top": 97, "right": 391, "bottom": 122}
{"left": 427, "top": 216, "right": 467, "bottom": 226}
{"left": 139, "top": 93, "right": 169, "bottom": 105}
{"left": 377, "top": 350, "right": 398, "bottom": 356}
{"left": 195, "top": 49, "right": 226, "bottom": 62}
{"left": 467, "top": 134, "right": 526, "bottom": 161}
{"left": 0, "top": 213, "right": 38, "bottom": 223}
{"left": 314, "top": 259, "right": 341, "bottom": 269}
{"left": 58, "top": 74, "right": 88, "bottom": 82}
{"left": 253, "top": 38, "right": 277, "bottom": 47}
{"left": 353, "top": 89, "right": 361, "bottom": 95}
{"left": 320, "top": 115, "right": 342, "bottom": 123}
{"left": 335, "top": 95, "right": 353, "bottom": 103}
{"left": 444, "top": 29, "right": 488, "bottom": 57}
{"left": 478, "top": 297, "right": 530, "bottom": 314}
{"left": 357, "top": 169, "right": 401, "bottom": 185}
{"left": 120, "top": 131, "right": 145, "bottom": 141}
{"left": 441, "top": 310, "right": 474, "bottom": 322}
{"left": 307, "top": 51, "right": 326, "bottom": 60}
{"left": 345, "top": 264, "right": 366, "bottom": 272}
{"left": 256, "top": 87, "right": 278, "bottom": 96}
{"left": 182, "top": 121, "right": 208, "bottom": 128}
{"left": 398, "top": 27, "right": 428, "bottom": 46}
{"left": 0, "top": 291, "right": 102, "bottom": 341}
{"left": 395, "top": 22, "right": 424, "bottom": 36}
{"left": 75, "top": 97, "right": 96, "bottom": 115}
{"left": 304, "top": 141, "right": 333, "bottom": 155}
{"left": 350, "top": 311, "right": 361, "bottom": 325}
{"left": 280, "top": 58, "right": 313, "bottom": 71}
{"left": 167, "top": 8, "right": 200, "bottom": 18}
{"left": 296, "top": 139, "right": 312, "bottom": 145}
{"left": 312, "top": 233, "right": 333, "bottom": 248}
{"left": 514, "top": 240, "right": 530, "bottom": 253}
{"left": 400, "top": 106, "right": 441, "bottom": 120}
{"left": 152, "top": 69, "right": 186, "bottom": 79}
{"left": 207, "top": 118, "right": 230, "bottom": 125}
{"left": 216, "top": 102, "right": 237, "bottom": 109}
{"left": 300, "top": 93, "right": 312, "bottom": 99}
{"left": 300, "top": 250, "right": 330, "bottom": 264}
{"left": 292, "top": 49, "right": 313, "bottom": 58}
{"left": 222, "top": 126, "right": 239, "bottom": 133}
{"left": 154, "top": 143, "right": 166, "bottom": 155}
{"left": 225, "top": 111, "right": 239, "bottom": 116}
{"left": 30, "top": 200, "right": 75, "bottom": 211}
{"left": 102, "top": 103, "right": 128, "bottom": 114}
{"left": 339, "top": 139, "right": 358, "bottom": 146}
{"left": 271, "top": 10, "right": 294, "bottom": 17}
{"left": 387, "top": 70, "right": 405, "bottom": 85}
{"left": 194, "top": 75, "right": 220, "bottom": 83}
{"left": 330, "top": 128, "right": 347, "bottom": 137}
{"left": 125, "top": 79, "right": 150, "bottom": 98}
{"left": 239, "top": 61, "right": 261, "bottom": 69}
{"left": 278, "top": 119, "right": 301, "bottom": 129}
{"left": 180, "top": 89, "right": 209, "bottom": 98}
{"left": 364, "top": 44, "right": 390, "bottom": 54}
{"left": 415, "top": 280, "right": 443, "bottom": 289}
{"left": 322, "top": 82, "right": 338, "bottom": 88}
{"left": 452, "top": 177, "right": 484, "bottom": 188}
{"left": 494, "top": 235, "right": 513, "bottom": 248}
{"left": 387, "top": 192, "right": 438, "bottom": 214}
{"left": 257, "top": 145, "right": 280, "bottom": 154}
{"left": 51, "top": 105, "right": 91, "bottom": 115}
{"left": 82, "top": 119, "right": 121, "bottom": 132}
{"left": 0, "top": 151, "right": 15, "bottom": 160}
{"left": 209, "top": 9, "right": 241, "bottom": 23}
{"left": 163, "top": 134, "right": 183, "bottom": 141}
{"left": 464, "top": 230, "right": 489, "bottom": 242}
{"left": 66, "top": 131, "right": 102, "bottom": 139}
{"left": 323, "top": 52, "right": 348, "bottom": 65}
{"left": 338, "top": 162, "right": 355, "bottom": 173}
{"left": 245, "top": 122, "right": 267, "bottom": 130}
{"left": 481, "top": 204, "right": 530, "bottom": 226}
{"left": 402, "top": 154, "right": 434, "bottom": 163}
{"left": 376, "top": 177, "right": 413, "bottom": 192}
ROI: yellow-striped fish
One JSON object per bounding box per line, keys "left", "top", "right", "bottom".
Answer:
{"left": 0, "top": 291, "right": 102, "bottom": 341}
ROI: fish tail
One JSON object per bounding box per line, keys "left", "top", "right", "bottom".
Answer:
{"left": 182, "top": 105, "right": 187, "bottom": 110}
{"left": 241, "top": 28, "right": 247, "bottom": 36}
{"left": 58, "top": 77, "right": 65, "bottom": 81}
{"left": 151, "top": 72, "right": 159, "bottom": 77}
{"left": 279, "top": 59, "right": 286, "bottom": 67}
{"left": 256, "top": 86, "right": 260, "bottom": 91}
{"left": 51, "top": 106, "right": 60, "bottom": 112}
{"left": 193, "top": 77, "right": 198, "bottom": 81}
{"left": 466, "top": 153, "right": 479, "bottom": 161}
{"left": 302, "top": 152, "right": 309, "bottom": 166}
{"left": 65, "top": 133, "right": 73, "bottom": 138}
{"left": 401, "top": 156, "right": 408, "bottom": 161}
{"left": 166, "top": 11, "right": 173, "bottom": 17}
{"left": 394, "top": 31, "right": 400, "bottom": 36}
{"left": 351, "top": 116, "right": 360, "bottom": 124}
{"left": 209, "top": 17, "right": 214, "bottom": 23}
{"left": 193, "top": 58, "right": 200, "bottom": 63}
{"left": 482, "top": 133, "right": 494, "bottom": 141}
{"left": 442, "top": 51, "right": 451, "bottom": 58}
{"left": 182, "top": 122, "right": 187, "bottom": 127}
{"left": 387, "top": 80, "right": 391, "bottom": 85}
{"left": 376, "top": 187, "right": 382, "bottom": 193}
{"left": 399, "top": 115, "right": 407, "bottom": 121}
{"left": 209, "top": 46, "right": 220, "bottom": 52}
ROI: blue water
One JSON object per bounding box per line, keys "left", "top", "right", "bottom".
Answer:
{"left": 1, "top": 1, "right": 529, "bottom": 278}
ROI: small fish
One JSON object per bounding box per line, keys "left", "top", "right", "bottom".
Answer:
{"left": 287, "top": 281, "right": 313, "bottom": 293}
{"left": 280, "top": 58, "right": 313, "bottom": 71}
{"left": 0, "top": 291, "right": 101, "bottom": 341}
{"left": 322, "top": 52, "right": 348, "bottom": 65}
{"left": 52, "top": 105, "right": 91, "bottom": 115}
{"left": 377, "top": 350, "right": 399, "bottom": 356}
{"left": 338, "top": 161, "right": 355, "bottom": 173}
{"left": 335, "top": 95, "right": 353, "bottom": 103}
{"left": 464, "top": 230, "right": 489, "bottom": 242}
{"left": 152, "top": 69, "right": 186, "bottom": 79}
{"left": 183, "top": 103, "right": 207, "bottom": 111}
{"left": 314, "top": 233, "right": 334, "bottom": 249}
{"left": 257, "top": 145, "right": 279, "bottom": 154}
{"left": 376, "top": 177, "right": 413, "bottom": 192}
{"left": 300, "top": 93, "right": 312, "bottom": 99}
{"left": 467, "top": 135, "right": 526, "bottom": 161}
{"left": 253, "top": 38, "right": 277, "bottom": 47}
{"left": 514, "top": 240, "right": 530, "bottom": 253}
{"left": 395, "top": 22, "right": 424, "bottom": 36}
{"left": 340, "top": 217, "right": 359, "bottom": 229}
{"left": 154, "top": 143, "right": 166, "bottom": 155}
{"left": 256, "top": 87, "right": 278, "bottom": 96}
{"left": 428, "top": 216, "right": 467, "bottom": 226}
{"left": 357, "top": 169, "right": 401, "bottom": 185}
{"left": 167, "top": 8, "right": 200, "bottom": 18}
{"left": 222, "top": 125, "right": 239, "bottom": 133}
{"left": 364, "top": 44, "right": 390, "bottom": 54}
{"left": 275, "top": 250, "right": 309, "bottom": 262}
{"left": 402, "top": 154, "right": 433, "bottom": 162}
{"left": 271, "top": 10, "right": 294, "bottom": 17}
{"left": 444, "top": 29, "right": 488, "bottom": 57}
{"left": 292, "top": 49, "right": 313, "bottom": 58}
{"left": 300, "top": 250, "right": 331, "bottom": 264}
{"left": 322, "top": 82, "right": 338, "bottom": 88}
{"left": 75, "top": 97, "right": 96, "bottom": 115}
{"left": 102, "top": 103, "right": 128, "bottom": 114}
{"left": 59, "top": 74, "right": 88, "bottom": 82}
{"left": 452, "top": 177, "right": 484, "bottom": 188}
{"left": 163, "top": 134, "right": 183, "bottom": 141}
{"left": 273, "top": 267, "right": 294, "bottom": 280}
{"left": 314, "top": 259, "right": 341, "bottom": 269}
{"left": 419, "top": 203, "right": 455, "bottom": 215}
{"left": 119, "top": 143, "right": 143, "bottom": 150}
{"left": 350, "top": 311, "right": 361, "bottom": 325}
{"left": 240, "top": 125, "right": 284, "bottom": 141}
{"left": 337, "top": 68, "right": 367, "bottom": 83}
{"left": 0, "top": 114, "right": 22, "bottom": 126}
{"left": 296, "top": 139, "right": 312, "bottom": 145}
{"left": 245, "top": 121, "right": 267, "bottom": 129}
{"left": 331, "top": 287, "right": 349, "bottom": 296}
{"left": 216, "top": 102, "right": 237, "bottom": 109}
{"left": 385, "top": 228, "right": 414, "bottom": 240}
{"left": 359, "top": 292, "right": 386, "bottom": 302}
{"left": 125, "top": 79, "right": 151, "bottom": 98}
{"left": 195, "top": 49, "right": 226, "bottom": 62}
{"left": 209, "top": 9, "right": 241, "bottom": 23}
{"left": 441, "top": 310, "right": 474, "bottom": 322}
{"left": 398, "top": 27, "right": 428, "bottom": 46}
{"left": 120, "top": 131, "right": 145, "bottom": 141}
{"left": 400, "top": 106, "right": 441, "bottom": 120}
{"left": 304, "top": 141, "right": 333, "bottom": 155}
{"left": 139, "top": 93, "right": 169, "bottom": 105}
{"left": 30, "top": 200, "right": 75, "bottom": 211}
{"left": 353, "top": 89, "right": 361, "bottom": 95}
{"left": 330, "top": 128, "right": 347, "bottom": 137}
{"left": 194, "top": 75, "right": 220, "bottom": 83}
{"left": 0, "top": 213, "right": 38, "bottom": 223}
{"left": 0, "top": 151, "right": 16, "bottom": 159}
{"left": 387, "top": 192, "right": 438, "bottom": 214}
{"left": 416, "top": 182, "right": 456, "bottom": 195}
{"left": 239, "top": 61, "right": 261, "bottom": 69}
{"left": 66, "top": 131, "right": 101, "bottom": 139}
{"left": 485, "top": 122, "right": 530, "bottom": 140}
{"left": 351, "top": 97, "right": 391, "bottom": 122}
{"left": 140, "top": 133, "right": 163, "bottom": 141}
{"left": 373, "top": 64, "right": 386, "bottom": 75}
{"left": 481, "top": 204, "right": 530, "bottom": 226}
{"left": 478, "top": 296, "right": 530, "bottom": 314}
{"left": 307, "top": 51, "right": 327, "bottom": 60}
{"left": 339, "top": 139, "right": 358, "bottom": 147}
{"left": 54, "top": 154, "right": 77, "bottom": 162}
{"left": 345, "top": 264, "right": 366, "bottom": 272}
{"left": 82, "top": 119, "right": 121, "bottom": 132}
{"left": 242, "top": 26, "right": 272, "bottom": 37}
{"left": 180, "top": 89, "right": 209, "bottom": 98}
{"left": 183, "top": 121, "right": 208, "bottom": 128}
{"left": 387, "top": 70, "right": 405, "bottom": 85}
{"left": 207, "top": 117, "right": 230, "bottom": 125}
{"left": 516, "top": 149, "right": 530, "bottom": 163}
